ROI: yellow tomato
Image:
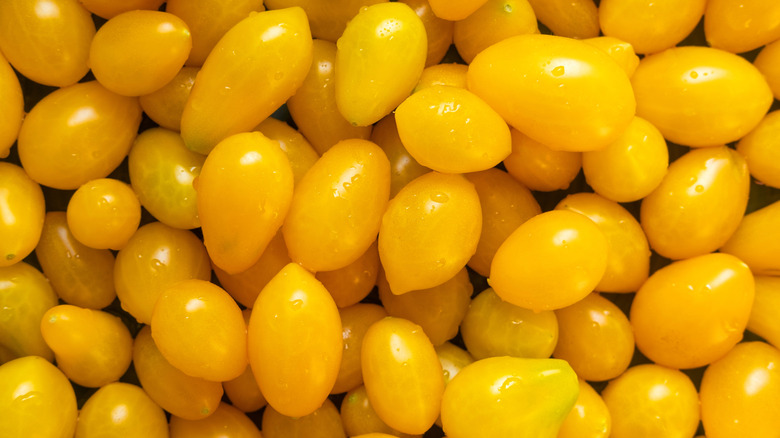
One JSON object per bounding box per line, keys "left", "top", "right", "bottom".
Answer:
{"left": 77, "top": 0, "right": 165, "bottom": 18}
{"left": 453, "top": 0, "right": 538, "bottom": 63}
{"left": 247, "top": 263, "right": 342, "bottom": 418}
{"left": 400, "top": 0, "right": 453, "bottom": 67}
{"left": 526, "top": 0, "right": 598, "bottom": 38}
{"left": 223, "top": 364, "right": 267, "bottom": 413}
{"left": 0, "top": 52, "right": 23, "bottom": 159}
{"left": 754, "top": 39, "right": 780, "bottom": 100}
{"left": 582, "top": 36, "right": 640, "bottom": 77}
{"left": 41, "top": 304, "right": 133, "bottom": 387}
{"left": 428, "top": 0, "right": 488, "bottom": 20}
{"left": 197, "top": 131, "right": 294, "bottom": 274}
{"left": 254, "top": 117, "right": 320, "bottom": 185}
{"left": 503, "top": 129, "right": 582, "bottom": 192}
{"left": 369, "top": 115, "right": 431, "bottom": 198}
{"left": 737, "top": 110, "right": 780, "bottom": 189}
{"left": 170, "top": 402, "right": 262, "bottom": 438}
{"left": 75, "top": 382, "right": 169, "bottom": 438}
{"left": 265, "top": 0, "right": 388, "bottom": 42}
{"left": 282, "top": 138, "right": 390, "bottom": 272}
{"left": 700, "top": 342, "right": 780, "bottom": 438}
{"left": 17, "top": 81, "right": 142, "bottom": 190}
{"left": 631, "top": 46, "right": 773, "bottom": 147}
{"left": 490, "top": 210, "right": 608, "bottom": 311}
{"left": 332, "top": 303, "right": 388, "bottom": 394}
{"left": 341, "top": 385, "right": 420, "bottom": 438}
{"left": 599, "top": 0, "right": 706, "bottom": 54}
{"left": 0, "top": 162, "right": 45, "bottom": 267}
{"left": 66, "top": 178, "right": 141, "bottom": 250}
{"left": 468, "top": 34, "right": 635, "bottom": 152}
{"left": 181, "top": 7, "right": 312, "bottom": 155}
{"left": 262, "top": 399, "right": 346, "bottom": 438}
{"left": 558, "top": 380, "right": 611, "bottom": 438}
{"left": 362, "top": 317, "right": 443, "bottom": 435}
{"left": 640, "top": 146, "right": 749, "bottom": 260}
{"left": 138, "top": 66, "right": 199, "bottom": 131}
{"left": 414, "top": 63, "right": 468, "bottom": 92}
{"left": 378, "top": 172, "right": 481, "bottom": 295}
{"left": 705, "top": 0, "right": 780, "bottom": 54}
{"left": 89, "top": 11, "right": 192, "bottom": 96}
{"left": 720, "top": 199, "right": 780, "bottom": 275}
{"left": 0, "top": 0, "right": 94, "bottom": 87}
{"left": 316, "top": 241, "right": 380, "bottom": 308}
{"left": 747, "top": 276, "right": 780, "bottom": 349}
{"left": 631, "top": 253, "right": 755, "bottom": 369}
{"left": 395, "top": 85, "right": 511, "bottom": 173}
{"left": 335, "top": 2, "right": 427, "bottom": 126}
{"left": 0, "top": 356, "right": 77, "bottom": 438}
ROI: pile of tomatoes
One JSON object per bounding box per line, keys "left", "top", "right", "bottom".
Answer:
{"left": 2, "top": 0, "right": 780, "bottom": 437}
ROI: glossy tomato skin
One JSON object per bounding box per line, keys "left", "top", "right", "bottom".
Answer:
{"left": 341, "top": 385, "right": 420, "bottom": 438}
{"left": 631, "top": 46, "right": 773, "bottom": 147}
{"left": 369, "top": 115, "right": 431, "bottom": 199}
{"left": 721, "top": 200, "right": 780, "bottom": 275}
{"left": 631, "top": 253, "right": 755, "bottom": 369}
{"left": 254, "top": 117, "right": 320, "bottom": 185}
{"left": 503, "top": 129, "right": 582, "bottom": 192}
{"left": 747, "top": 276, "right": 780, "bottom": 349}
{"left": 453, "top": 0, "right": 538, "bottom": 64}
{"left": 317, "top": 241, "right": 380, "bottom": 308}
{"left": 441, "top": 356, "right": 579, "bottom": 438}
{"left": 170, "top": 402, "right": 262, "bottom": 438}
{"left": 754, "top": 40, "right": 780, "bottom": 100}
{"left": 400, "top": 0, "right": 453, "bottom": 67}
{"left": 265, "top": 0, "right": 388, "bottom": 42}
{"left": 332, "top": 303, "right": 388, "bottom": 394}
{"left": 262, "top": 399, "right": 346, "bottom": 438}
{"left": 77, "top": 0, "right": 164, "bottom": 18}
{"left": 737, "top": 110, "right": 780, "bottom": 189}
{"left": 75, "top": 382, "right": 169, "bottom": 438}
{"left": 428, "top": 0, "right": 488, "bottom": 20}
{"left": 704, "top": 0, "right": 780, "bottom": 54}
{"left": 640, "top": 145, "right": 750, "bottom": 260}
{"left": 0, "top": 163, "right": 45, "bottom": 267}
{"left": 700, "top": 342, "right": 780, "bottom": 438}
{"left": 582, "top": 36, "right": 640, "bottom": 77}
{"left": 526, "top": 0, "right": 599, "bottom": 39}
{"left": 558, "top": 379, "right": 611, "bottom": 438}
{"left": 414, "top": 63, "right": 468, "bottom": 92}
{"left": 138, "top": 66, "right": 198, "bottom": 131}
{"left": 0, "top": 52, "right": 23, "bottom": 158}
{"left": 66, "top": 178, "right": 141, "bottom": 250}
{"left": 468, "top": 34, "right": 635, "bottom": 152}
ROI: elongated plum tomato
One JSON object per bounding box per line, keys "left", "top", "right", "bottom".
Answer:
{"left": 700, "top": 342, "right": 780, "bottom": 438}
{"left": 335, "top": 2, "right": 427, "bottom": 126}
{"left": 428, "top": 0, "right": 488, "bottom": 21}
{"left": 582, "top": 36, "right": 640, "bottom": 77}
{"left": 170, "top": 402, "right": 263, "bottom": 438}
{"left": 631, "top": 46, "right": 773, "bottom": 147}
{"left": 254, "top": 117, "right": 321, "bottom": 185}
{"left": 181, "top": 7, "right": 312, "bottom": 155}
{"left": 737, "top": 110, "right": 780, "bottom": 189}
{"left": 525, "top": 0, "right": 599, "bottom": 39}
{"left": 400, "top": 0, "right": 453, "bottom": 67}
{"left": 264, "top": 0, "right": 389, "bottom": 43}
{"left": 0, "top": 51, "right": 22, "bottom": 158}
{"left": 75, "top": 382, "right": 169, "bottom": 438}
{"left": 0, "top": 163, "right": 45, "bottom": 267}
{"left": 704, "top": 0, "right": 780, "bottom": 54}
{"left": 640, "top": 146, "right": 749, "bottom": 260}
{"left": 558, "top": 379, "right": 611, "bottom": 438}
{"left": 467, "top": 34, "right": 635, "bottom": 152}
{"left": 489, "top": 209, "right": 608, "bottom": 311}
{"left": 332, "top": 303, "right": 388, "bottom": 394}
{"left": 720, "top": 200, "right": 780, "bottom": 275}
{"left": 0, "top": 356, "right": 77, "bottom": 438}
{"left": 631, "top": 253, "right": 754, "bottom": 369}
{"left": 196, "top": 131, "right": 294, "bottom": 274}
{"left": 282, "top": 139, "right": 390, "bottom": 272}
{"left": 378, "top": 172, "right": 482, "bottom": 295}
{"left": 248, "top": 263, "right": 342, "bottom": 418}
{"left": 394, "top": 85, "right": 511, "bottom": 173}
{"left": 747, "top": 276, "right": 780, "bottom": 349}
{"left": 138, "top": 66, "right": 198, "bottom": 131}
{"left": 361, "top": 317, "right": 443, "bottom": 435}
{"left": 453, "top": 0, "right": 539, "bottom": 64}
{"left": 441, "top": 356, "right": 579, "bottom": 438}
{"left": 262, "top": 399, "right": 345, "bottom": 438}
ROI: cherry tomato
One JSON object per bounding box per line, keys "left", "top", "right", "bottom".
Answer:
{"left": 333, "top": 303, "right": 388, "bottom": 394}
{"left": 747, "top": 276, "right": 780, "bottom": 349}
{"left": 436, "top": 342, "right": 474, "bottom": 389}
{"left": 0, "top": 52, "right": 23, "bottom": 159}
{"left": 582, "top": 36, "right": 640, "bottom": 77}
{"left": 453, "top": 0, "right": 538, "bottom": 63}
{"left": 400, "top": 0, "right": 453, "bottom": 67}
{"left": 265, "top": 0, "right": 388, "bottom": 42}
{"left": 77, "top": 0, "right": 164, "bottom": 18}
{"left": 170, "top": 402, "right": 262, "bottom": 438}
{"left": 75, "top": 382, "right": 169, "bottom": 438}
{"left": 558, "top": 379, "right": 611, "bottom": 438}
{"left": 414, "top": 63, "right": 468, "bottom": 93}
{"left": 369, "top": 115, "right": 431, "bottom": 198}
{"left": 254, "top": 116, "right": 320, "bottom": 185}
{"left": 754, "top": 39, "right": 780, "bottom": 100}
{"left": 737, "top": 110, "right": 780, "bottom": 189}
{"left": 341, "top": 385, "right": 420, "bottom": 438}
{"left": 704, "top": 0, "right": 780, "bottom": 54}
{"left": 138, "top": 66, "right": 198, "bottom": 132}
{"left": 503, "top": 129, "right": 582, "bottom": 192}
{"left": 0, "top": 162, "right": 45, "bottom": 267}
{"left": 317, "top": 241, "right": 380, "bottom": 308}
{"left": 262, "top": 399, "right": 346, "bottom": 438}
{"left": 525, "top": 0, "right": 598, "bottom": 39}
{"left": 66, "top": 178, "right": 141, "bottom": 250}
{"left": 428, "top": 0, "right": 488, "bottom": 21}
{"left": 223, "top": 364, "right": 268, "bottom": 413}
{"left": 631, "top": 253, "right": 755, "bottom": 369}
{"left": 720, "top": 199, "right": 780, "bottom": 275}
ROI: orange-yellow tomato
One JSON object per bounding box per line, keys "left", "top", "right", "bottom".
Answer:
{"left": 0, "top": 0, "right": 95, "bottom": 87}
{"left": 283, "top": 139, "right": 390, "bottom": 272}
{"left": 341, "top": 385, "right": 421, "bottom": 438}
{"left": 181, "top": 7, "right": 312, "bottom": 155}
{"left": 369, "top": 115, "right": 431, "bottom": 198}
{"left": 453, "top": 0, "right": 538, "bottom": 63}
{"left": 460, "top": 288, "right": 558, "bottom": 360}
{"left": 428, "top": 0, "right": 488, "bottom": 20}
{"left": 631, "top": 46, "right": 773, "bottom": 147}
{"left": 17, "top": 81, "right": 142, "bottom": 190}
{"left": 90, "top": 10, "right": 192, "bottom": 96}
{"left": 115, "top": 222, "right": 211, "bottom": 324}
{"left": 503, "top": 129, "right": 582, "bottom": 192}
{"left": 400, "top": 0, "right": 453, "bottom": 67}
{"left": 737, "top": 110, "right": 780, "bottom": 189}
{"left": 223, "top": 364, "right": 268, "bottom": 413}
{"left": 170, "top": 402, "right": 262, "bottom": 438}
{"left": 197, "top": 131, "right": 294, "bottom": 274}
{"left": 640, "top": 146, "right": 750, "bottom": 260}
{"left": 362, "top": 317, "right": 443, "bottom": 435}
{"left": 66, "top": 178, "right": 141, "bottom": 250}
{"left": 77, "top": 0, "right": 165, "bottom": 18}
{"left": 248, "top": 263, "right": 342, "bottom": 418}
{"left": 700, "top": 341, "right": 780, "bottom": 438}
{"left": 602, "top": 364, "right": 700, "bottom": 438}
{"left": 128, "top": 128, "right": 205, "bottom": 230}
{"left": 41, "top": 304, "right": 133, "bottom": 388}
{"left": 582, "top": 36, "right": 640, "bottom": 77}
{"left": 705, "top": 0, "right": 780, "bottom": 54}
{"left": 151, "top": 279, "right": 247, "bottom": 382}
{"left": 333, "top": 303, "right": 388, "bottom": 394}
{"left": 166, "top": 0, "right": 264, "bottom": 67}
{"left": 468, "top": 34, "right": 635, "bottom": 152}
{"left": 378, "top": 268, "right": 472, "bottom": 346}
{"left": 139, "top": 66, "right": 199, "bottom": 132}
{"left": 721, "top": 200, "right": 780, "bottom": 275}
{"left": 316, "top": 241, "right": 380, "bottom": 308}
{"left": 436, "top": 342, "right": 474, "bottom": 390}
{"left": 262, "top": 399, "right": 346, "bottom": 438}
{"left": 553, "top": 293, "right": 634, "bottom": 381}
{"left": 265, "top": 0, "right": 388, "bottom": 42}
{"left": 754, "top": 39, "right": 780, "bottom": 100}
{"left": 555, "top": 193, "right": 650, "bottom": 292}
{"left": 378, "top": 172, "right": 481, "bottom": 295}
{"left": 0, "top": 52, "right": 23, "bottom": 158}
{"left": 582, "top": 116, "right": 668, "bottom": 203}
{"left": 747, "top": 276, "right": 780, "bottom": 348}
{"left": 441, "top": 357, "right": 579, "bottom": 438}
{"left": 526, "top": 0, "right": 598, "bottom": 38}
{"left": 75, "top": 382, "right": 169, "bottom": 438}
{"left": 558, "top": 380, "right": 611, "bottom": 438}
{"left": 599, "top": 0, "right": 706, "bottom": 54}
{"left": 0, "top": 356, "right": 77, "bottom": 438}
{"left": 254, "top": 117, "right": 320, "bottom": 185}
{"left": 631, "top": 253, "right": 755, "bottom": 369}
{"left": 0, "top": 163, "right": 45, "bottom": 267}
{"left": 489, "top": 210, "right": 608, "bottom": 311}
{"left": 36, "top": 212, "right": 117, "bottom": 309}
{"left": 465, "top": 168, "right": 540, "bottom": 277}
{"left": 133, "top": 326, "right": 224, "bottom": 421}
{"left": 286, "top": 39, "right": 372, "bottom": 156}
{"left": 0, "top": 262, "right": 58, "bottom": 362}
{"left": 395, "top": 85, "right": 511, "bottom": 173}
{"left": 335, "top": 2, "right": 427, "bottom": 126}
{"left": 414, "top": 63, "right": 468, "bottom": 92}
